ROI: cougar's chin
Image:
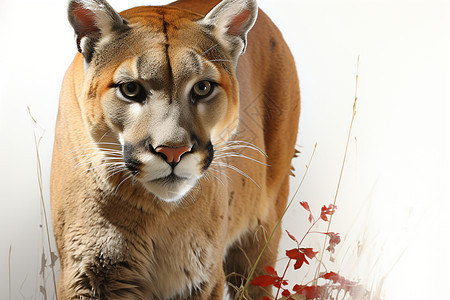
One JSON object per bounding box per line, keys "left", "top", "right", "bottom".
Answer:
{"left": 141, "top": 175, "right": 198, "bottom": 203}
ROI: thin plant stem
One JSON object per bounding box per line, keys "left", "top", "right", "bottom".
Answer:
{"left": 28, "top": 107, "right": 58, "bottom": 299}
{"left": 240, "top": 143, "right": 317, "bottom": 298}
{"left": 9, "top": 245, "right": 12, "bottom": 300}
{"left": 314, "top": 55, "right": 360, "bottom": 282}
{"left": 275, "top": 258, "right": 292, "bottom": 299}
{"left": 299, "top": 217, "right": 321, "bottom": 246}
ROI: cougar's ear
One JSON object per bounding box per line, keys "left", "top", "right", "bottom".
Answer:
{"left": 199, "top": 0, "right": 258, "bottom": 61}
{"left": 68, "top": 0, "right": 128, "bottom": 63}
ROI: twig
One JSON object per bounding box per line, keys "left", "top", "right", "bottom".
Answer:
{"left": 314, "top": 55, "right": 360, "bottom": 282}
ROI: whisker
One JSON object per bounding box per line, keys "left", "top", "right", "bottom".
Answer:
{"left": 104, "top": 166, "right": 129, "bottom": 182}
{"left": 215, "top": 145, "right": 266, "bottom": 156}
{"left": 215, "top": 140, "right": 268, "bottom": 157}
{"left": 69, "top": 146, "right": 122, "bottom": 153}
{"left": 205, "top": 169, "right": 225, "bottom": 186}
{"left": 191, "top": 39, "right": 201, "bottom": 54}
{"left": 66, "top": 138, "right": 121, "bottom": 154}
{"left": 68, "top": 147, "right": 123, "bottom": 157}
{"left": 201, "top": 59, "right": 232, "bottom": 64}
{"left": 71, "top": 151, "right": 122, "bottom": 161}
{"left": 208, "top": 166, "right": 231, "bottom": 180}
{"left": 79, "top": 162, "right": 125, "bottom": 175}
{"left": 200, "top": 43, "right": 219, "bottom": 57}
{"left": 214, "top": 152, "right": 270, "bottom": 166}
{"left": 96, "top": 130, "right": 113, "bottom": 143}
{"left": 123, "top": 41, "right": 137, "bottom": 56}
{"left": 114, "top": 173, "right": 134, "bottom": 193}
{"left": 73, "top": 156, "right": 122, "bottom": 169}
{"left": 211, "top": 162, "right": 261, "bottom": 189}
{"left": 95, "top": 142, "right": 122, "bottom": 147}
{"left": 76, "top": 160, "right": 122, "bottom": 169}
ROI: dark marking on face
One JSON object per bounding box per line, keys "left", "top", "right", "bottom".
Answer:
{"left": 123, "top": 143, "right": 142, "bottom": 174}
{"left": 88, "top": 82, "right": 97, "bottom": 99}
{"left": 202, "top": 141, "right": 214, "bottom": 171}
{"left": 136, "top": 55, "right": 149, "bottom": 79}
{"left": 202, "top": 24, "right": 215, "bottom": 32}
{"left": 187, "top": 50, "right": 202, "bottom": 75}
{"left": 161, "top": 14, "right": 174, "bottom": 105}
{"left": 141, "top": 138, "right": 155, "bottom": 153}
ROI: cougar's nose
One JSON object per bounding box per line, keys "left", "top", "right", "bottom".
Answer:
{"left": 155, "top": 145, "right": 191, "bottom": 164}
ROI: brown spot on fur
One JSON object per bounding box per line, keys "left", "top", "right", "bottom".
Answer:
{"left": 229, "top": 191, "right": 235, "bottom": 205}
{"left": 270, "top": 38, "right": 276, "bottom": 51}
{"left": 184, "top": 268, "right": 191, "bottom": 278}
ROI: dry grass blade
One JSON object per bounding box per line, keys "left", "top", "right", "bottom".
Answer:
{"left": 27, "top": 107, "right": 58, "bottom": 299}
{"left": 240, "top": 143, "right": 318, "bottom": 298}
{"left": 314, "top": 55, "right": 360, "bottom": 282}
{"left": 9, "top": 245, "right": 12, "bottom": 300}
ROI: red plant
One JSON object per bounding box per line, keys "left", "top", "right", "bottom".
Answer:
{"left": 251, "top": 201, "right": 364, "bottom": 299}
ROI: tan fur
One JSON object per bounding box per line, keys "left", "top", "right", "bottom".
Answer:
{"left": 51, "top": 0, "right": 300, "bottom": 299}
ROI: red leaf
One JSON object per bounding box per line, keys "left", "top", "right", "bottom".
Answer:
{"left": 286, "top": 248, "right": 301, "bottom": 260}
{"left": 294, "top": 285, "right": 324, "bottom": 299}
{"left": 300, "top": 201, "right": 315, "bottom": 223}
{"left": 301, "top": 248, "right": 318, "bottom": 259}
{"left": 300, "top": 201, "right": 311, "bottom": 211}
{"left": 321, "top": 271, "right": 345, "bottom": 284}
{"left": 327, "top": 232, "right": 341, "bottom": 245}
{"left": 286, "top": 230, "right": 298, "bottom": 244}
{"left": 282, "top": 289, "right": 291, "bottom": 297}
{"left": 250, "top": 275, "right": 276, "bottom": 287}
{"left": 262, "top": 297, "right": 271, "bottom": 300}
{"left": 326, "top": 232, "right": 341, "bottom": 253}
{"left": 264, "top": 265, "right": 276, "bottom": 275}
{"left": 321, "top": 271, "right": 363, "bottom": 297}
{"left": 320, "top": 204, "right": 337, "bottom": 221}
{"left": 274, "top": 281, "right": 282, "bottom": 289}
{"left": 287, "top": 248, "right": 309, "bottom": 270}
{"left": 293, "top": 253, "right": 308, "bottom": 270}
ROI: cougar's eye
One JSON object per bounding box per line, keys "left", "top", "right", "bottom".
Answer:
{"left": 192, "top": 80, "right": 215, "bottom": 101}
{"left": 119, "top": 82, "right": 146, "bottom": 103}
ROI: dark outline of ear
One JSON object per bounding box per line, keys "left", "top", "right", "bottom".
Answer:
{"left": 67, "top": 0, "right": 128, "bottom": 63}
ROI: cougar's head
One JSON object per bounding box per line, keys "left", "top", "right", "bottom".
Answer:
{"left": 68, "top": 0, "right": 257, "bottom": 201}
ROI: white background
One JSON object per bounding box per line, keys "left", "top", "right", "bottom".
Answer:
{"left": 0, "top": 0, "right": 449, "bottom": 299}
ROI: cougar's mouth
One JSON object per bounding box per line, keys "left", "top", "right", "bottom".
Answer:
{"left": 151, "top": 173, "right": 189, "bottom": 184}
{"left": 119, "top": 141, "right": 213, "bottom": 202}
